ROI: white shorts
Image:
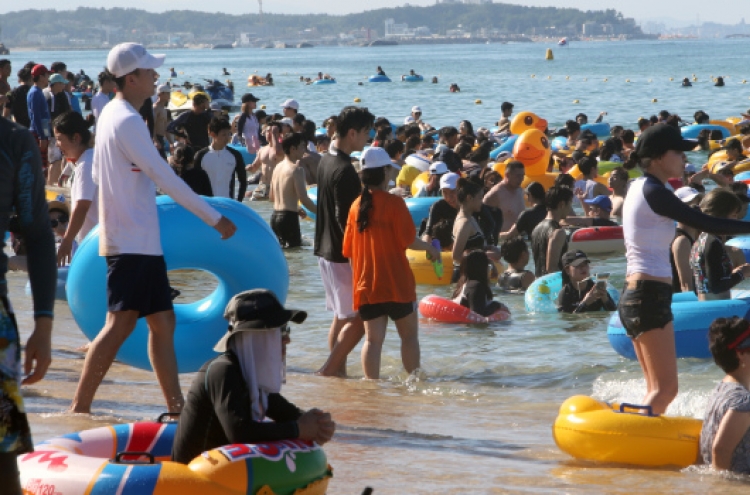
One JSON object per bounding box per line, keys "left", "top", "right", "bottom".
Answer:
{"left": 318, "top": 258, "right": 357, "bottom": 319}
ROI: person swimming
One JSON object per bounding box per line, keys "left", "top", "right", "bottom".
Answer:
{"left": 498, "top": 238, "right": 535, "bottom": 292}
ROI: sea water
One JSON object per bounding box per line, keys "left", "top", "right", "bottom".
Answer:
{"left": 6, "top": 39, "right": 750, "bottom": 493}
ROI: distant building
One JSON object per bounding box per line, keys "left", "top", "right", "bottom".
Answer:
{"left": 384, "top": 18, "right": 430, "bottom": 38}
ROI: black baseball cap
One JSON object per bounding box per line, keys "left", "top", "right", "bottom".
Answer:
{"left": 214, "top": 289, "right": 307, "bottom": 352}
{"left": 562, "top": 250, "right": 590, "bottom": 268}
{"left": 241, "top": 93, "right": 260, "bottom": 103}
{"left": 634, "top": 124, "right": 696, "bottom": 159}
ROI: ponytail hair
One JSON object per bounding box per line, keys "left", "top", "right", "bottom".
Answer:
{"left": 357, "top": 167, "right": 386, "bottom": 232}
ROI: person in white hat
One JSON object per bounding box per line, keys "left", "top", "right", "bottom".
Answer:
{"left": 414, "top": 161, "right": 448, "bottom": 198}
{"left": 404, "top": 105, "right": 430, "bottom": 131}
{"left": 153, "top": 83, "right": 173, "bottom": 159}
{"left": 421, "top": 172, "right": 460, "bottom": 244}
{"left": 341, "top": 147, "right": 439, "bottom": 379}
{"left": 70, "top": 42, "right": 237, "bottom": 414}
{"left": 171, "top": 289, "right": 335, "bottom": 464}
{"left": 280, "top": 98, "right": 299, "bottom": 118}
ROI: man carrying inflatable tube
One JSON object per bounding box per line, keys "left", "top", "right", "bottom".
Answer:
{"left": 172, "top": 289, "right": 335, "bottom": 464}
{"left": 69, "top": 43, "right": 237, "bottom": 415}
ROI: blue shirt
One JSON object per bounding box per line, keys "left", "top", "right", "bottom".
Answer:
{"left": 26, "top": 86, "right": 51, "bottom": 139}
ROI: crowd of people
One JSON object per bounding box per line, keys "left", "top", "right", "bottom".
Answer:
{"left": 6, "top": 43, "right": 750, "bottom": 490}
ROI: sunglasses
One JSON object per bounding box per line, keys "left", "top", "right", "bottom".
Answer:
{"left": 50, "top": 217, "right": 69, "bottom": 228}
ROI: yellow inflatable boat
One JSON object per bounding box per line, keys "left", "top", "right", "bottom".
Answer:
{"left": 552, "top": 395, "right": 702, "bottom": 468}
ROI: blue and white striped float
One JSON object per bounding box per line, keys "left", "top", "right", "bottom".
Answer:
{"left": 607, "top": 290, "right": 750, "bottom": 360}
{"left": 490, "top": 135, "right": 517, "bottom": 160}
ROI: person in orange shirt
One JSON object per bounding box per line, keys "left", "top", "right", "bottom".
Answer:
{"left": 343, "top": 147, "right": 440, "bottom": 379}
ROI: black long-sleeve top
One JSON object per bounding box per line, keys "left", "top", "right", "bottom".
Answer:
{"left": 557, "top": 279, "right": 617, "bottom": 313}
{"left": 0, "top": 119, "right": 57, "bottom": 318}
{"left": 166, "top": 110, "right": 212, "bottom": 150}
{"left": 171, "top": 351, "right": 302, "bottom": 464}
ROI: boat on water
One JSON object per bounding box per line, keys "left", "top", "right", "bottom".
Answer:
{"left": 558, "top": 37, "right": 568, "bottom": 46}
{"left": 212, "top": 43, "right": 233, "bottom": 49}
{"left": 0, "top": 43, "right": 9, "bottom": 55}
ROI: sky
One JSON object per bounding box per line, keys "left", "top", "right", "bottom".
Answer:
{"left": 0, "top": 0, "right": 748, "bottom": 25}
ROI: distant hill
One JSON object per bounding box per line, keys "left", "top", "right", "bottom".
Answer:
{"left": 0, "top": 4, "right": 643, "bottom": 46}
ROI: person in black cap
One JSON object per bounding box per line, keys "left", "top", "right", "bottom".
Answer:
{"left": 557, "top": 250, "right": 616, "bottom": 313}
{"left": 171, "top": 289, "right": 335, "bottom": 464}
{"left": 619, "top": 123, "right": 750, "bottom": 415}
{"left": 238, "top": 93, "right": 261, "bottom": 155}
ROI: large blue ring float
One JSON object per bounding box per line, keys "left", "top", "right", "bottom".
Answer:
{"left": 368, "top": 75, "right": 391, "bottom": 83}
{"left": 66, "top": 196, "right": 288, "bottom": 372}
{"left": 607, "top": 290, "right": 750, "bottom": 360}
{"left": 681, "top": 124, "right": 730, "bottom": 139}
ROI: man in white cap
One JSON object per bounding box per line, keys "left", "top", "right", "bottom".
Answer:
{"left": 153, "top": 83, "right": 172, "bottom": 159}
{"left": 171, "top": 289, "right": 335, "bottom": 464}
{"left": 404, "top": 105, "right": 422, "bottom": 125}
{"left": 280, "top": 98, "right": 299, "bottom": 118}
{"left": 70, "top": 42, "right": 237, "bottom": 414}
{"left": 414, "top": 161, "right": 448, "bottom": 198}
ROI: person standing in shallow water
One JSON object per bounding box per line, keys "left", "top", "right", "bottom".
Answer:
{"left": 69, "top": 43, "right": 237, "bottom": 414}
{"left": 314, "top": 106, "right": 374, "bottom": 377}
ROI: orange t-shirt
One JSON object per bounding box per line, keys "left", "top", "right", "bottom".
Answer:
{"left": 342, "top": 189, "right": 417, "bottom": 309}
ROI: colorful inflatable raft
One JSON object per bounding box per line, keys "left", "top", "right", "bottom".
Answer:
{"left": 19, "top": 418, "right": 331, "bottom": 495}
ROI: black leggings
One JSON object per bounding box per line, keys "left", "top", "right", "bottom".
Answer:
{"left": 0, "top": 453, "right": 23, "bottom": 495}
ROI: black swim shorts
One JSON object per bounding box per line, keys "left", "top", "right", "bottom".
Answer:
{"left": 617, "top": 280, "right": 673, "bottom": 338}
{"left": 270, "top": 210, "right": 302, "bottom": 248}
{"left": 359, "top": 301, "right": 416, "bottom": 322}
{"left": 106, "top": 254, "right": 173, "bottom": 317}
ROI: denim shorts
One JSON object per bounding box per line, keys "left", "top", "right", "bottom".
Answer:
{"left": 617, "top": 280, "right": 673, "bottom": 338}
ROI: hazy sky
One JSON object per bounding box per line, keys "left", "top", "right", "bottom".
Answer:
{"left": 1, "top": 0, "right": 748, "bottom": 25}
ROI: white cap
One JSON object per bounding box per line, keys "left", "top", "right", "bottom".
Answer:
{"left": 440, "top": 172, "right": 460, "bottom": 190}
{"left": 429, "top": 161, "right": 449, "bottom": 175}
{"left": 412, "top": 106, "right": 422, "bottom": 113}
{"left": 279, "top": 117, "right": 294, "bottom": 127}
{"left": 107, "top": 42, "right": 165, "bottom": 78}
{"left": 281, "top": 99, "right": 299, "bottom": 110}
{"left": 157, "top": 83, "right": 170, "bottom": 94}
{"left": 360, "top": 147, "right": 400, "bottom": 170}
{"left": 675, "top": 187, "right": 700, "bottom": 203}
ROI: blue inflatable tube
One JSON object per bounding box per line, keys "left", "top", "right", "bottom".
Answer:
{"left": 26, "top": 266, "right": 68, "bottom": 301}
{"left": 403, "top": 75, "right": 424, "bottom": 82}
{"left": 404, "top": 196, "right": 440, "bottom": 228}
{"left": 313, "top": 79, "right": 336, "bottom": 85}
{"left": 550, "top": 136, "right": 570, "bottom": 152}
{"left": 581, "top": 122, "right": 611, "bottom": 138}
{"left": 681, "top": 124, "right": 730, "bottom": 139}
{"left": 607, "top": 290, "right": 750, "bottom": 360}
{"left": 490, "top": 135, "right": 517, "bottom": 159}
{"left": 300, "top": 186, "right": 317, "bottom": 222}
{"left": 524, "top": 272, "right": 619, "bottom": 314}
{"left": 226, "top": 144, "right": 256, "bottom": 165}
{"left": 301, "top": 188, "right": 437, "bottom": 228}
{"left": 368, "top": 75, "right": 391, "bottom": 83}
{"left": 66, "top": 196, "right": 288, "bottom": 373}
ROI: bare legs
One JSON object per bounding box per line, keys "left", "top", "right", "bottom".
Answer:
{"left": 632, "top": 323, "right": 678, "bottom": 415}
{"left": 361, "top": 311, "right": 420, "bottom": 380}
{"left": 316, "top": 315, "right": 364, "bottom": 377}
{"left": 70, "top": 309, "right": 183, "bottom": 413}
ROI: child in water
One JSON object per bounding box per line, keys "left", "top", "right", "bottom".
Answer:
{"left": 452, "top": 250, "right": 509, "bottom": 317}
{"left": 557, "top": 250, "right": 617, "bottom": 313}
{"left": 498, "top": 238, "right": 535, "bottom": 292}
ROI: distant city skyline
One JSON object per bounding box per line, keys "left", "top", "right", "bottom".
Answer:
{"left": 0, "top": 0, "right": 747, "bottom": 25}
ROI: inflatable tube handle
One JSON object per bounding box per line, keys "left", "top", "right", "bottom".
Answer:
{"left": 157, "top": 412, "right": 181, "bottom": 423}
{"left": 618, "top": 403, "right": 657, "bottom": 417}
{"left": 115, "top": 451, "right": 156, "bottom": 464}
